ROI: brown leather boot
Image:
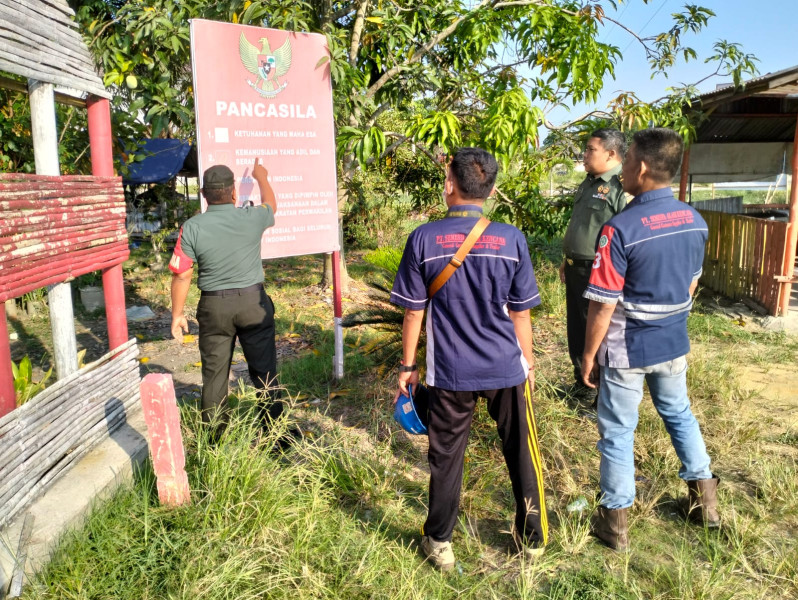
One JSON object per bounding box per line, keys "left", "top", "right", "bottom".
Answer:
{"left": 591, "top": 506, "right": 630, "bottom": 551}
{"left": 687, "top": 476, "right": 721, "bottom": 527}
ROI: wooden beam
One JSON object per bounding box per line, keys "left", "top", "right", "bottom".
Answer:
{"left": 0, "top": 54, "right": 108, "bottom": 98}
{"left": 0, "top": 5, "right": 91, "bottom": 61}
{"left": 0, "top": 41, "right": 100, "bottom": 87}
{"left": 29, "top": 80, "right": 79, "bottom": 380}
{"left": 0, "top": 0, "right": 80, "bottom": 32}
{"left": 140, "top": 374, "right": 191, "bottom": 507}
{"left": 0, "top": 74, "right": 87, "bottom": 107}
{"left": 0, "top": 311, "right": 15, "bottom": 417}
{"left": 0, "top": 18, "right": 101, "bottom": 76}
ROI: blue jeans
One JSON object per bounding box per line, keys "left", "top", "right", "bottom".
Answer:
{"left": 597, "top": 355, "right": 712, "bottom": 509}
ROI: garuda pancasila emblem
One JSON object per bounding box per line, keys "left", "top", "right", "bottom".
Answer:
{"left": 239, "top": 32, "right": 292, "bottom": 98}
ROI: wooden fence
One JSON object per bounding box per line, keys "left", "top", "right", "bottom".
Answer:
{"left": 0, "top": 340, "right": 139, "bottom": 527}
{"left": 692, "top": 196, "right": 742, "bottom": 214}
{"left": 699, "top": 210, "right": 788, "bottom": 315}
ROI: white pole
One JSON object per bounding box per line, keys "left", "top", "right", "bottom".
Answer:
{"left": 28, "top": 80, "right": 78, "bottom": 379}
{"left": 333, "top": 317, "right": 344, "bottom": 380}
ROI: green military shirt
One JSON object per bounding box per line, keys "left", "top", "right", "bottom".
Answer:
{"left": 561, "top": 164, "right": 626, "bottom": 260}
{"left": 177, "top": 203, "right": 274, "bottom": 291}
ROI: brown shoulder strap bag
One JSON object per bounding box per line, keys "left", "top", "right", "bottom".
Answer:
{"left": 428, "top": 217, "right": 490, "bottom": 298}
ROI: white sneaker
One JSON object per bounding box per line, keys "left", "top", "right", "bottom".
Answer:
{"left": 421, "top": 535, "right": 455, "bottom": 571}
{"left": 511, "top": 525, "right": 545, "bottom": 561}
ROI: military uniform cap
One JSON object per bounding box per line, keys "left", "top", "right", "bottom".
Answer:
{"left": 203, "top": 165, "right": 235, "bottom": 190}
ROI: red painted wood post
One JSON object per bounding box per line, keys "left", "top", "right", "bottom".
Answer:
{"left": 332, "top": 250, "right": 343, "bottom": 379}
{"left": 0, "top": 310, "right": 15, "bottom": 417}
{"left": 678, "top": 147, "right": 691, "bottom": 203}
{"left": 140, "top": 373, "right": 191, "bottom": 506}
{"left": 778, "top": 115, "right": 798, "bottom": 315}
{"left": 88, "top": 95, "right": 129, "bottom": 350}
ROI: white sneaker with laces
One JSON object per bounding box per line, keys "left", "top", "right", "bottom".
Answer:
{"left": 421, "top": 535, "right": 455, "bottom": 571}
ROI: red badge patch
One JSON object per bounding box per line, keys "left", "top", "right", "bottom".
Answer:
{"left": 168, "top": 228, "right": 194, "bottom": 274}
{"left": 589, "top": 225, "right": 624, "bottom": 292}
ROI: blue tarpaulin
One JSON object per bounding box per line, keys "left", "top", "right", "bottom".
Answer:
{"left": 121, "top": 139, "right": 193, "bottom": 185}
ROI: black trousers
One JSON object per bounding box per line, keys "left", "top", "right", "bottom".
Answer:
{"left": 564, "top": 260, "right": 593, "bottom": 383}
{"left": 197, "top": 286, "right": 281, "bottom": 427}
{"left": 423, "top": 382, "right": 548, "bottom": 547}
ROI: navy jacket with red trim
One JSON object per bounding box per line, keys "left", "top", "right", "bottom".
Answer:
{"left": 583, "top": 187, "right": 708, "bottom": 369}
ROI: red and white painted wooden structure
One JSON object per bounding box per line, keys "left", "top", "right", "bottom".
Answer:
{"left": 0, "top": 0, "right": 151, "bottom": 527}
{"left": 0, "top": 1, "right": 128, "bottom": 416}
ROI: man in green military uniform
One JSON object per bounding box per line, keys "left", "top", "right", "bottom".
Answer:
{"left": 560, "top": 129, "right": 627, "bottom": 398}
{"left": 169, "top": 159, "right": 284, "bottom": 435}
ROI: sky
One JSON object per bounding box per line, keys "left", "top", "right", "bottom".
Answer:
{"left": 543, "top": 0, "right": 796, "bottom": 129}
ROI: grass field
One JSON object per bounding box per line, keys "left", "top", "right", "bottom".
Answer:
{"left": 18, "top": 246, "right": 798, "bottom": 600}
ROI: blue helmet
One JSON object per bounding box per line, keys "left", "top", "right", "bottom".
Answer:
{"left": 393, "top": 384, "right": 429, "bottom": 435}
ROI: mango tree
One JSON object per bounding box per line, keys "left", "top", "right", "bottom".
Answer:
{"left": 70, "top": 0, "right": 756, "bottom": 286}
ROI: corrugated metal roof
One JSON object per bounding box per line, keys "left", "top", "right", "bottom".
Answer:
{"left": 697, "top": 65, "right": 798, "bottom": 107}
{"left": 696, "top": 115, "right": 797, "bottom": 143}
{"left": 690, "top": 65, "right": 798, "bottom": 144}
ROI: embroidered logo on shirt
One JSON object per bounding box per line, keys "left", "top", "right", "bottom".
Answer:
{"left": 640, "top": 210, "right": 694, "bottom": 231}
{"left": 435, "top": 234, "right": 506, "bottom": 250}
{"left": 598, "top": 234, "right": 609, "bottom": 248}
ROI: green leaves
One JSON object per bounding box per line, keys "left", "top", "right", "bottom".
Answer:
{"left": 12, "top": 356, "right": 53, "bottom": 407}
{"left": 706, "top": 40, "right": 759, "bottom": 88}
{"left": 406, "top": 111, "right": 461, "bottom": 153}
{"left": 480, "top": 89, "right": 541, "bottom": 170}
{"left": 337, "top": 126, "right": 387, "bottom": 169}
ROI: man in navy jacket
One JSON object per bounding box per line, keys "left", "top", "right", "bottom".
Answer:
{"left": 391, "top": 147, "right": 547, "bottom": 570}
{"left": 582, "top": 128, "right": 720, "bottom": 551}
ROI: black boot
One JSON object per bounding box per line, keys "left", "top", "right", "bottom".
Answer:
{"left": 591, "top": 506, "right": 630, "bottom": 551}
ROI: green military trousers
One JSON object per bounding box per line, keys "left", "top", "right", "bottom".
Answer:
{"left": 196, "top": 285, "right": 281, "bottom": 428}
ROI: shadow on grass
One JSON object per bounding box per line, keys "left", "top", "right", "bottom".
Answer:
{"left": 8, "top": 315, "right": 49, "bottom": 366}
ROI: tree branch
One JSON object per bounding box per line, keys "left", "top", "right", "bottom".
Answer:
{"left": 364, "top": 0, "right": 493, "bottom": 101}
{"left": 544, "top": 110, "right": 613, "bottom": 130}
{"left": 383, "top": 132, "right": 444, "bottom": 170}
{"left": 331, "top": 5, "right": 355, "bottom": 23}
{"left": 349, "top": 0, "right": 370, "bottom": 67}
{"left": 492, "top": 0, "right": 568, "bottom": 12}
{"left": 365, "top": 101, "right": 392, "bottom": 129}
{"left": 364, "top": 0, "right": 581, "bottom": 102}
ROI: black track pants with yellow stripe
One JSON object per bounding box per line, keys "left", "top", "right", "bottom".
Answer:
{"left": 422, "top": 381, "right": 548, "bottom": 547}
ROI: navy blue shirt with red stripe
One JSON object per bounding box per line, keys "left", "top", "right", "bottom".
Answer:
{"left": 390, "top": 205, "right": 541, "bottom": 391}
{"left": 584, "top": 187, "right": 708, "bottom": 369}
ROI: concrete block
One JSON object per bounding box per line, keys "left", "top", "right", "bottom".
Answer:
{"left": 140, "top": 374, "right": 190, "bottom": 507}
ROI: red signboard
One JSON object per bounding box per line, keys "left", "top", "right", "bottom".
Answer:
{"left": 190, "top": 19, "right": 339, "bottom": 258}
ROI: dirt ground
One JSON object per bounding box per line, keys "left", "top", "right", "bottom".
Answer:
{"left": 736, "top": 363, "right": 798, "bottom": 438}
{"left": 7, "top": 274, "right": 377, "bottom": 404}
{"left": 8, "top": 274, "right": 797, "bottom": 432}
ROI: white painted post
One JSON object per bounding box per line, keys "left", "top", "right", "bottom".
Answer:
{"left": 28, "top": 80, "right": 78, "bottom": 379}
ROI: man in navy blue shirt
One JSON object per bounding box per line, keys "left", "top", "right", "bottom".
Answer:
{"left": 391, "top": 148, "right": 547, "bottom": 570}
{"left": 582, "top": 128, "right": 720, "bottom": 551}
